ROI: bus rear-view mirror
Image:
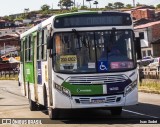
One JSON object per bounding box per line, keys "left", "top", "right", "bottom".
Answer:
{"left": 47, "top": 36, "right": 53, "bottom": 49}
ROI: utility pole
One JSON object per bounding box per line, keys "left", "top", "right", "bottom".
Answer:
{"left": 133, "top": 0, "right": 135, "bottom": 7}
{"left": 74, "top": 0, "right": 75, "bottom": 7}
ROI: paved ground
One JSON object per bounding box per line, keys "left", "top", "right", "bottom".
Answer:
{"left": 0, "top": 80, "right": 160, "bottom": 127}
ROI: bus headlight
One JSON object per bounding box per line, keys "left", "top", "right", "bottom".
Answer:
{"left": 62, "top": 87, "right": 71, "bottom": 97}
{"left": 124, "top": 80, "right": 137, "bottom": 96}
{"left": 54, "top": 83, "right": 62, "bottom": 91}
{"left": 54, "top": 83, "right": 71, "bottom": 97}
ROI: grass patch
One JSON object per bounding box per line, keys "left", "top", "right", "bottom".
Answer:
{"left": 0, "top": 75, "right": 18, "bottom": 80}
{"left": 139, "top": 80, "right": 160, "bottom": 94}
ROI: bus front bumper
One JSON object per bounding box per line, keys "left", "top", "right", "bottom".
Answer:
{"left": 52, "top": 87, "right": 138, "bottom": 109}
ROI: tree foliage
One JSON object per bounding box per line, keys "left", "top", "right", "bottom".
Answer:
{"left": 71, "top": 7, "right": 78, "bottom": 12}
{"left": 114, "top": 2, "right": 124, "bottom": 9}
{"left": 126, "top": 4, "right": 132, "bottom": 9}
{"left": 40, "top": 4, "right": 50, "bottom": 15}
{"left": 105, "top": 3, "right": 113, "bottom": 9}
{"left": 80, "top": 5, "right": 88, "bottom": 9}
{"left": 41, "top": 4, "right": 50, "bottom": 11}
{"left": 58, "top": 0, "right": 74, "bottom": 9}
{"left": 136, "top": 2, "right": 142, "bottom": 7}
{"left": 156, "top": 4, "right": 160, "bottom": 8}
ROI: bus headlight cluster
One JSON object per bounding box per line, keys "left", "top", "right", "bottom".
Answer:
{"left": 124, "top": 80, "right": 137, "bottom": 96}
{"left": 54, "top": 83, "right": 71, "bottom": 97}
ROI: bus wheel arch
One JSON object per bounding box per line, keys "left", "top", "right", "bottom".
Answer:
{"left": 43, "top": 84, "right": 59, "bottom": 119}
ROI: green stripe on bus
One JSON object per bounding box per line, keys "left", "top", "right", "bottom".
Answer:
{"left": 55, "top": 11, "right": 97, "bottom": 18}
{"left": 62, "top": 82, "right": 103, "bottom": 95}
{"left": 24, "top": 62, "right": 34, "bottom": 83}
{"left": 32, "top": 32, "right": 37, "bottom": 36}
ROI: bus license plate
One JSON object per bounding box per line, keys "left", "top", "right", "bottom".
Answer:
{"left": 91, "top": 98, "right": 105, "bottom": 103}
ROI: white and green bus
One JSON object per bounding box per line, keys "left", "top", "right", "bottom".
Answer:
{"left": 19, "top": 11, "right": 140, "bottom": 119}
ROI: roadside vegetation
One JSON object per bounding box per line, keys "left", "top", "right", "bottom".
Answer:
{"left": 139, "top": 80, "right": 160, "bottom": 94}
{"left": 3, "top": 0, "right": 160, "bottom": 22}
{"left": 0, "top": 75, "right": 18, "bottom": 80}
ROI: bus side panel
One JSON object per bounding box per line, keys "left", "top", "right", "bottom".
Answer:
{"left": 24, "top": 62, "right": 34, "bottom": 83}
{"left": 37, "top": 61, "right": 43, "bottom": 105}
{"left": 19, "top": 63, "right": 25, "bottom": 96}
{"left": 125, "top": 87, "right": 138, "bottom": 106}
{"left": 37, "top": 61, "right": 48, "bottom": 105}
{"left": 24, "top": 62, "right": 35, "bottom": 101}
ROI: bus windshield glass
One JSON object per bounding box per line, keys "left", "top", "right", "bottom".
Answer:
{"left": 53, "top": 30, "right": 135, "bottom": 73}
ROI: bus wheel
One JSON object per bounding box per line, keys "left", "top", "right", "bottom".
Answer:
{"left": 110, "top": 107, "right": 122, "bottom": 116}
{"left": 48, "top": 107, "right": 59, "bottom": 120}
{"left": 28, "top": 90, "right": 38, "bottom": 111}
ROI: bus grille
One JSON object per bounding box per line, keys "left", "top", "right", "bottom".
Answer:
{"left": 75, "top": 96, "right": 118, "bottom": 104}
{"left": 66, "top": 75, "right": 128, "bottom": 84}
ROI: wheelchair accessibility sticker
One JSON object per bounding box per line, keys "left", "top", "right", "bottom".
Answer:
{"left": 98, "top": 61, "right": 108, "bottom": 72}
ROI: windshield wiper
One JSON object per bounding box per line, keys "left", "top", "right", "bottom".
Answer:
{"left": 72, "top": 29, "right": 81, "bottom": 49}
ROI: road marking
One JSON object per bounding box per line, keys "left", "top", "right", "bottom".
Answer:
{"left": 123, "top": 109, "right": 159, "bottom": 118}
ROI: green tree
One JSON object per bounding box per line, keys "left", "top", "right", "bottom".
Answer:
{"left": 41, "top": 4, "right": 50, "bottom": 15}
{"left": 3, "top": 16, "right": 11, "bottom": 21}
{"left": 71, "top": 7, "right": 78, "bottom": 12}
{"left": 93, "top": 1, "right": 98, "bottom": 8}
{"left": 14, "top": 16, "right": 23, "bottom": 21}
{"left": 2, "top": 16, "right": 14, "bottom": 21}
{"left": 136, "top": 2, "right": 142, "bottom": 7}
{"left": 126, "top": 4, "right": 132, "bottom": 9}
{"left": 156, "top": 4, "right": 160, "bottom": 8}
{"left": 41, "top": 4, "right": 50, "bottom": 11}
{"left": 58, "top": 0, "right": 74, "bottom": 9}
{"left": 114, "top": 2, "right": 124, "bottom": 9}
{"left": 105, "top": 3, "right": 113, "bottom": 9}
{"left": 80, "top": 5, "right": 88, "bottom": 9}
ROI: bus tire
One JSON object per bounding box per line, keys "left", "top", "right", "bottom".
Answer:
{"left": 48, "top": 107, "right": 59, "bottom": 120}
{"left": 110, "top": 107, "right": 122, "bottom": 116}
{"left": 28, "top": 89, "right": 38, "bottom": 111}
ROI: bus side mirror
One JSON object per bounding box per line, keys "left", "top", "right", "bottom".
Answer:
{"left": 47, "top": 36, "right": 53, "bottom": 49}
{"left": 135, "top": 37, "right": 142, "bottom": 60}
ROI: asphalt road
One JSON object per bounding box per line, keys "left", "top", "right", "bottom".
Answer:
{"left": 0, "top": 80, "right": 160, "bottom": 126}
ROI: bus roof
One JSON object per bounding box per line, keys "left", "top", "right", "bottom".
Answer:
{"left": 20, "top": 11, "right": 131, "bottom": 39}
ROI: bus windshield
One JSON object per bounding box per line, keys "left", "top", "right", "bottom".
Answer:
{"left": 53, "top": 30, "right": 135, "bottom": 73}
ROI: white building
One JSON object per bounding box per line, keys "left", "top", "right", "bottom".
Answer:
{"left": 134, "top": 20, "right": 160, "bottom": 57}
{"left": 0, "top": 27, "right": 30, "bottom": 37}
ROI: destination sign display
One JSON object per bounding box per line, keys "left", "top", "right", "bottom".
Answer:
{"left": 54, "top": 12, "right": 132, "bottom": 28}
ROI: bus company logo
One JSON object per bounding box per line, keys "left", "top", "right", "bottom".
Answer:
{"left": 77, "top": 89, "right": 92, "bottom": 93}
{"left": 1, "top": 119, "right": 42, "bottom": 124}
{"left": 26, "top": 69, "right": 30, "bottom": 75}
{"left": 2, "top": 119, "right": 12, "bottom": 124}
{"left": 109, "top": 87, "right": 119, "bottom": 91}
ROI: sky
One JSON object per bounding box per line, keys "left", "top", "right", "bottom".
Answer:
{"left": 0, "top": 0, "right": 160, "bottom": 16}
